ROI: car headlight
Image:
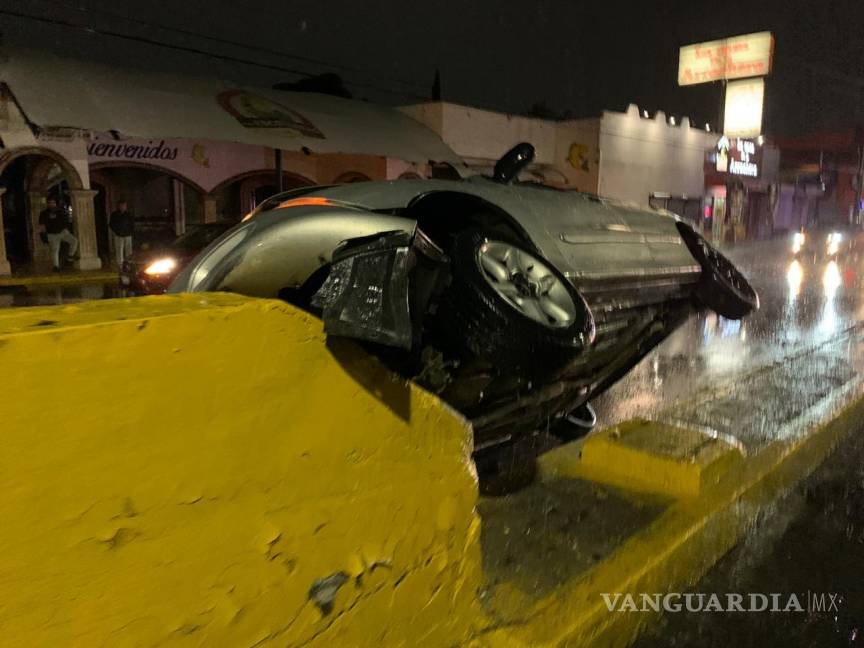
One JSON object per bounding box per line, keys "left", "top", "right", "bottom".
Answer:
{"left": 792, "top": 232, "right": 805, "bottom": 253}
{"left": 143, "top": 257, "right": 178, "bottom": 275}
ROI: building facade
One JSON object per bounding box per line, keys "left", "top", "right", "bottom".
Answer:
{"left": 0, "top": 122, "right": 410, "bottom": 272}
{"left": 401, "top": 102, "right": 722, "bottom": 227}
{"left": 0, "top": 48, "right": 455, "bottom": 275}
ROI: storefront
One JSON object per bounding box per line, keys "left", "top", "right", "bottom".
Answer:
{"left": 0, "top": 48, "right": 457, "bottom": 274}
{"left": 704, "top": 136, "right": 780, "bottom": 243}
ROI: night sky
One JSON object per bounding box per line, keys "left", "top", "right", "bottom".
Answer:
{"left": 2, "top": 0, "right": 864, "bottom": 136}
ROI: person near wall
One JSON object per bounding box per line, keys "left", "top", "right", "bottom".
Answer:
{"left": 38, "top": 196, "right": 79, "bottom": 272}
{"left": 109, "top": 199, "right": 135, "bottom": 266}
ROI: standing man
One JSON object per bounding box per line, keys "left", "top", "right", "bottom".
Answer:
{"left": 109, "top": 199, "right": 134, "bottom": 266}
{"left": 38, "top": 197, "right": 78, "bottom": 272}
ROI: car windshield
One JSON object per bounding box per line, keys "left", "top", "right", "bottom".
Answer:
{"left": 169, "top": 224, "right": 233, "bottom": 252}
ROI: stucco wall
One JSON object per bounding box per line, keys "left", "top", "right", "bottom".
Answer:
{"left": 597, "top": 105, "right": 719, "bottom": 207}
{"left": 0, "top": 92, "right": 91, "bottom": 187}
{"left": 86, "top": 134, "right": 390, "bottom": 192}
{"left": 401, "top": 102, "right": 556, "bottom": 166}
{"left": 554, "top": 119, "right": 601, "bottom": 193}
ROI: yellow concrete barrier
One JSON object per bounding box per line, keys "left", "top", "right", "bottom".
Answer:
{"left": 0, "top": 294, "right": 482, "bottom": 647}
{"left": 539, "top": 419, "right": 744, "bottom": 499}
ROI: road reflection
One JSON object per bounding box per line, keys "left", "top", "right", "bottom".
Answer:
{"left": 819, "top": 260, "right": 841, "bottom": 336}
{"left": 787, "top": 260, "right": 803, "bottom": 301}
{"left": 594, "top": 243, "right": 864, "bottom": 435}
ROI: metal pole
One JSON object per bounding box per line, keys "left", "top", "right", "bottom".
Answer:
{"left": 275, "top": 149, "right": 284, "bottom": 193}
{"left": 855, "top": 145, "right": 864, "bottom": 225}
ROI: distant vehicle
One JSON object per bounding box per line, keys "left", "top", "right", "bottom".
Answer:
{"left": 119, "top": 223, "right": 234, "bottom": 295}
{"left": 170, "top": 144, "right": 759, "bottom": 492}
{"left": 791, "top": 221, "right": 864, "bottom": 261}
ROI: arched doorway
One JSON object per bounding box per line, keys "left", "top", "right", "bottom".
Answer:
{"left": 90, "top": 163, "right": 205, "bottom": 254}
{"left": 210, "top": 170, "right": 314, "bottom": 221}
{"left": 0, "top": 147, "right": 84, "bottom": 269}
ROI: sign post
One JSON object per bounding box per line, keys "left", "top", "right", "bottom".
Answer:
{"left": 680, "top": 32, "right": 774, "bottom": 243}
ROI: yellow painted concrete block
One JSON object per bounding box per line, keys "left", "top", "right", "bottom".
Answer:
{"left": 539, "top": 419, "right": 743, "bottom": 498}
{"left": 0, "top": 294, "right": 483, "bottom": 647}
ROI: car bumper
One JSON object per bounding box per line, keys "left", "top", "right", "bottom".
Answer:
{"left": 119, "top": 270, "right": 171, "bottom": 295}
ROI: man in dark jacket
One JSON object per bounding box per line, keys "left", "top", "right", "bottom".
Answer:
{"left": 38, "top": 197, "right": 78, "bottom": 272}
{"left": 109, "top": 200, "right": 135, "bottom": 266}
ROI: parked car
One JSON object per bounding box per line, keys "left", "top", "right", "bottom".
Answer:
{"left": 170, "top": 144, "right": 759, "bottom": 492}
{"left": 120, "top": 223, "right": 234, "bottom": 295}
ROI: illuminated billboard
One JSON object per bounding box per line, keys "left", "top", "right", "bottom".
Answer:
{"left": 716, "top": 136, "right": 761, "bottom": 178}
{"left": 678, "top": 32, "right": 774, "bottom": 86}
{"left": 723, "top": 78, "right": 764, "bottom": 138}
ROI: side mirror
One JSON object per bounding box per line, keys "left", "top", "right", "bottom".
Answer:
{"left": 493, "top": 143, "right": 535, "bottom": 184}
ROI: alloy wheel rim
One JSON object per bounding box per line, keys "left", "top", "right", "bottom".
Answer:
{"left": 476, "top": 239, "right": 578, "bottom": 328}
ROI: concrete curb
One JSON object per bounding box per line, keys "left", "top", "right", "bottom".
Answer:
{"left": 476, "top": 391, "right": 864, "bottom": 647}
{"left": 0, "top": 270, "right": 117, "bottom": 287}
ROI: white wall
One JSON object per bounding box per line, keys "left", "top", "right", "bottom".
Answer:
{"left": 554, "top": 119, "right": 601, "bottom": 193}
{"left": 400, "top": 102, "right": 556, "bottom": 166}
{"left": 597, "top": 105, "right": 718, "bottom": 206}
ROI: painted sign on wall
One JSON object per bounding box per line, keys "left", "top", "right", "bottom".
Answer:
{"left": 86, "top": 134, "right": 276, "bottom": 193}
{"left": 87, "top": 139, "right": 179, "bottom": 161}
{"left": 217, "top": 90, "right": 326, "bottom": 139}
{"left": 678, "top": 32, "right": 774, "bottom": 86}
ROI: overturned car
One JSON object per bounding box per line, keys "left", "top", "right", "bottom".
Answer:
{"left": 170, "top": 144, "right": 758, "bottom": 491}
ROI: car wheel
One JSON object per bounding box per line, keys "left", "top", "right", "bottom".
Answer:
{"left": 677, "top": 223, "right": 759, "bottom": 320}
{"left": 432, "top": 228, "right": 594, "bottom": 373}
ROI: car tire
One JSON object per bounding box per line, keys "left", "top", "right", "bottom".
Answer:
{"left": 431, "top": 228, "right": 595, "bottom": 373}
{"left": 677, "top": 223, "right": 759, "bottom": 320}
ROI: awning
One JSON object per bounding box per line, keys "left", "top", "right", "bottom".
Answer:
{"left": 0, "top": 48, "right": 462, "bottom": 165}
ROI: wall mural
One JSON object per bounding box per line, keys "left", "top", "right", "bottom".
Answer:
{"left": 567, "top": 143, "right": 591, "bottom": 172}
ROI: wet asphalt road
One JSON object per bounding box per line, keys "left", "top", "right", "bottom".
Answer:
{"left": 633, "top": 416, "right": 864, "bottom": 648}
{"left": 594, "top": 237, "right": 864, "bottom": 449}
